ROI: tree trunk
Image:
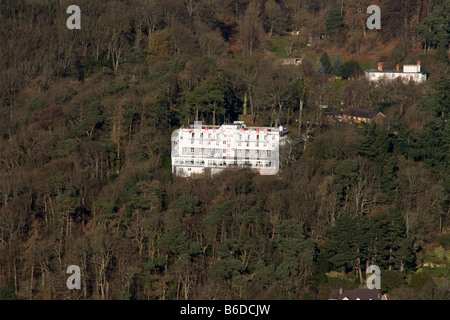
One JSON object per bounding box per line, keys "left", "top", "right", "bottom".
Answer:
{"left": 29, "top": 263, "right": 33, "bottom": 299}
{"left": 243, "top": 92, "right": 247, "bottom": 116}
{"left": 298, "top": 100, "right": 303, "bottom": 134}
{"left": 249, "top": 87, "right": 254, "bottom": 115}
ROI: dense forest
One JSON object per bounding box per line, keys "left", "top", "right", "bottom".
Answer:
{"left": 0, "top": 0, "right": 449, "bottom": 300}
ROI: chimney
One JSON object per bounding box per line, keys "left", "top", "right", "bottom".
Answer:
{"left": 396, "top": 64, "right": 399, "bottom": 72}
{"left": 417, "top": 60, "right": 421, "bottom": 72}
{"left": 378, "top": 62, "right": 383, "bottom": 71}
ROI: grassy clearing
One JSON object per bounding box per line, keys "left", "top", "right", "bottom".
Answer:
{"left": 268, "top": 37, "right": 289, "bottom": 58}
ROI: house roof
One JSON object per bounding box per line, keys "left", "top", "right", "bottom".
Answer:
{"left": 329, "top": 289, "right": 340, "bottom": 299}
{"left": 340, "top": 288, "right": 383, "bottom": 300}
{"left": 347, "top": 109, "right": 384, "bottom": 119}
{"left": 323, "top": 106, "right": 343, "bottom": 116}
{"left": 365, "top": 69, "right": 426, "bottom": 75}
{"left": 329, "top": 288, "right": 383, "bottom": 300}
{"left": 365, "top": 69, "right": 401, "bottom": 73}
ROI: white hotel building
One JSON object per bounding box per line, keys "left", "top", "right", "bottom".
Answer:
{"left": 171, "top": 121, "right": 282, "bottom": 177}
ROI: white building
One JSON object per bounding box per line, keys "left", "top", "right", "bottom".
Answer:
{"left": 171, "top": 121, "right": 282, "bottom": 177}
{"left": 365, "top": 61, "right": 426, "bottom": 83}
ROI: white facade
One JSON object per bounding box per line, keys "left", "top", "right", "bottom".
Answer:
{"left": 365, "top": 70, "right": 426, "bottom": 83}
{"left": 365, "top": 61, "right": 426, "bottom": 83}
{"left": 171, "top": 121, "right": 280, "bottom": 177}
{"left": 402, "top": 64, "right": 421, "bottom": 73}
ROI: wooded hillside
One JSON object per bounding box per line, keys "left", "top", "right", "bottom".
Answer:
{"left": 0, "top": 0, "right": 449, "bottom": 300}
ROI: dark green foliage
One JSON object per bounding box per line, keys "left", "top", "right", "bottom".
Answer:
{"left": 357, "top": 123, "right": 399, "bottom": 200}
{"left": 325, "top": 0, "right": 343, "bottom": 35}
{"left": 273, "top": 219, "right": 315, "bottom": 283}
{"left": 252, "top": 261, "right": 277, "bottom": 288}
{"left": 0, "top": 285, "right": 20, "bottom": 300}
{"left": 418, "top": 0, "right": 450, "bottom": 54}
{"left": 205, "top": 202, "right": 231, "bottom": 226}
{"left": 182, "top": 75, "right": 228, "bottom": 125}
{"left": 323, "top": 209, "right": 413, "bottom": 277}
{"left": 409, "top": 271, "right": 434, "bottom": 289}
{"left": 401, "top": 72, "right": 450, "bottom": 182}
{"left": 107, "top": 81, "right": 128, "bottom": 95}
{"left": 273, "top": 219, "right": 315, "bottom": 261}
{"left": 340, "top": 60, "right": 361, "bottom": 79}
{"left": 26, "top": 95, "right": 44, "bottom": 112}
{"left": 333, "top": 159, "right": 358, "bottom": 201}
{"left": 170, "top": 194, "right": 201, "bottom": 214}
{"left": 420, "top": 71, "right": 450, "bottom": 120}
{"left": 323, "top": 214, "right": 366, "bottom": 272}
{"left": 381, "top": 270, "right": 406, "bottom": 293}
{"left": 319, "top": 52, "right": 333, "bottom": 74}
{"left": 166, "top": 58, "right": 186, "bottom": 73}
{"left": 332, "top": 55, "right": 344, "bottom": 78}
{"left": 208, "top": 257, "right": 246, "bottom": 281}
{"left": 148, "top": 90, "right": 171, "bottom": 128}
{"left": 68, "top": 100, "right": 104, "bottom": 139}
{"left": 366, "top": 210, "right": 415, "bottom": 271}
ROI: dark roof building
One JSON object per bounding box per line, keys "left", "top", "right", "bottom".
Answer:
{"left": 342, "top": 109, "right": 386, "bottom": 124}
{"left": 329, "top": 288, "right": 387, "bottom": 300}
{"left": 323, "top": 105, "right": 343, "bottom": 116}
{"left": 348, "top": 109, "right": 381, "bottom": 119}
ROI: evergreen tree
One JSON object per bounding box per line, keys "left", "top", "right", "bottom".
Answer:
{"left": 323, "top": 213, "right": 367, "bottom": 274}
{"left": 357, "top": 123, "right": 399, "bottom": 200}
{"left": 325, "top": 0, "right": 343, "bottom": 35}
{"left": 420, "top": 71, "right": 450, "bottom": 120}
{"left": 319, "top": 52, "right": 333, "bottom": 74}
{"left": 418, "top": 0, "right": 450, "bottom": 55}
{"left": 403, "top": 70, "right": 450, "bottom": 187}
{"left": 317, "top": 62, "right": 326, "bottom": 74}
{"left": 333, "top": 159, "right": 359, "bottom": 204}
{"left": 366, "top": 209, "right": 415, "bottom": 271}
{"left": 332, "top": 54, "right": 344, "bottom": 78}
{"left": 341, "top": 60, "right": 361, "bottom": 79}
